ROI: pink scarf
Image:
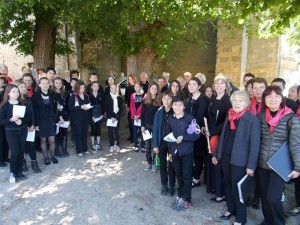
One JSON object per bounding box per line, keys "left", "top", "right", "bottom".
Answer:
{"left": 249, "top": 97, "right": 262, "bottom": 116}
{"left": 266, "top": 107, "right": 293, "bottom": 133}
{"left": 228, "top": 108, "right": 247, "bottom": 130}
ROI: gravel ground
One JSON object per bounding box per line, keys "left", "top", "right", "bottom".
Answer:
{"left": 0, "top": 124, "right": 299, "bottom": 225}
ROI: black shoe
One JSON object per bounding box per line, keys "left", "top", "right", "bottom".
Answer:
{"left": 0, "top": 162, "right": 7, "bottom": 167}
{"left": 167, "top": 188, "right": 175, "bottom": 197}
{"left": 16, "top": 173, "right": 28, "bottom": 181}
{"left": 161, "top": 186, "right": 169, "bottom": 195}
{"left": 31, "top": 160, "right": 42, "bottom": 173}
{"left": 4, "top": 158, "right": 10, "bottom": 163}
{"left": 44, "top": 158, "right": 50, "bottom": 165}
{"left": 23, "top": 159, "right": 29, "bottom": 172}
{"left": 210, "top": 197, "right": 226, "bottom": 203}
{"left": 51, "top": 157, "right": 58, "bottom": 164}
{"left": 219, "top": 213, "right": 232, "bottom": 220}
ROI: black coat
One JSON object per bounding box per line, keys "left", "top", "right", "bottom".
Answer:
{"left": 68, "top": 94, "right": 91, "bottom": 125}
{"left": 206, "top": 94, "right": 232, "bottom": 136}
{"left": 104, "top": 94, "right": 123, "bottom": 120}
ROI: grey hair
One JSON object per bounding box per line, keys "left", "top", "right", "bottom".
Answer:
{"left": 230, "top": 90, "right": 250, "bottom": 106}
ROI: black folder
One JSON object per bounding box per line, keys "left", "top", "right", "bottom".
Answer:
{"left": 267, "top": 141, "right": 293, "bottom": 182}
{"left": 237, "top": 174, "right": 256, "bottom": 204}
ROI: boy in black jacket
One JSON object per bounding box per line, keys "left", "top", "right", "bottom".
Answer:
{"left": 167, "top": 96, "right": 200, "bottom": 211}
{"left": 105, "top": 84, "right": 123, "bottom": 153}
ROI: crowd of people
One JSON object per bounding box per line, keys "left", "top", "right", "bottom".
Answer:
{"left": 0, "top": 63, "right": 300, "bottom": 225}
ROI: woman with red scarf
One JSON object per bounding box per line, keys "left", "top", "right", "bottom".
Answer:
{"left": 212, "top": 91, "right": 260, "bottom": 225}
{"left": 257, "top": 86, "right": 300, "bottom": 225}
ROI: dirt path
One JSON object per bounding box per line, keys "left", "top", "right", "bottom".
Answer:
{"left": 0, "top": 128, "right": 298, "bottom": 225}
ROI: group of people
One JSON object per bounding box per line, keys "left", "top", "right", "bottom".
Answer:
{"left": 0, "top": 63, "right": 300, "bottom": 225}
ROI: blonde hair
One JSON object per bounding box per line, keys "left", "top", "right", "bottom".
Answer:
{"left": 213, "top": 73, "right": 231, "bottom": 96}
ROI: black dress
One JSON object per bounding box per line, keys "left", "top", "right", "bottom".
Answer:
{"left": 205, "top": 94, "right": 231, "bottom": 195}
{"left": 32, "top": 91, "right": 57, "bottom": 137}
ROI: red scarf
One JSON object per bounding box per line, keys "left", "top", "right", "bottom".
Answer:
{"left": 249, "top": 97, "right": 262, "bottom": 115}
{"left": 266, "top": 107, "right": 293, "bottom": 133}
{"left": 228, "top": 108, "right": 247, "bottom": 130}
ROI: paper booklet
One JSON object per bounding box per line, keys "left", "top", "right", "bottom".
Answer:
{"left": 26, "top": 130, "right": 35, "bottom": 142}
{"left": 13, "top": 105, "right": 26, "bottom": 118}
{"left": 163, "top": 132, "right": 177, "bottom": 142}
{"left": 134, "top": 119, "right": 141, "bottom": 126}
{"left": 142, "top": 130, "right": 152, "bottom": 141}
{"left": 107, "top": 118, "right": 118, "bottom": 127}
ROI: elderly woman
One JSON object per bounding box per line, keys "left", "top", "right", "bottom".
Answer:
{"left": 257, "top": 86, "right": 300, "bottom": 225}
{"left": 212, "top": 91, "right": 260, "bottom": 225}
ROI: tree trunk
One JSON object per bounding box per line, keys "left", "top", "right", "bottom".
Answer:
{"left": 126, "top": 48, "right": 157, "bottom": 78}
{"left": 33, "top": 19, "right": 56, "bottom": 69}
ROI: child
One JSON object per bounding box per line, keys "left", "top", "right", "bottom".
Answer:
{"left": 32, "top": 77, "right": 58, "bottom": 165}
{"left": 89, "top": 81, "right": 104, "bottom": 150}
{"left": 104, "top": 84, "right": 123, "bottom": 153}
{"left": 104, "top": 75, "right": 116, "bottom": 97}
{"left": 66, "top": 78, "right": 78, "bottom": 146}
{"left": 15, "top": 80, "right": 41, "bottom": 173}
{"left": 130, "top": 82, "right": 146, "bottom": 152}
{"left": 86, "top": 72, "right": 104, "bottom": 95}
{"left": 153, "top": 91, "right": 176, "bottom": 196}
{"left": 167, "top": 96, "right": 200, "bottom": 211}
{"left": 141, "top": 83, "right": 161, "bottom": 171}
{"left": 0, "top": 84, "right": 32, "bottom": 181}
{"left": 68, "top": 81, "right": 91, "bottom": 156}
{"left": 51, "top": 77, "right": 69, "bottom": 157}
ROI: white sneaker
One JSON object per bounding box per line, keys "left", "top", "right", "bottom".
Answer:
{"left": 115, "top": 146, "right": 120, "bottom": 153}
{"left": 109, "top": 146, "right": 114, "bottom": 153}
{"left": 91, "top": 144, "right": 97, "bottom": 151}
{"left": 84, "top": 151, "right": 90, "bottom": 155}
{"left": 78, "top": 153, "right": 83, "bottom": 157}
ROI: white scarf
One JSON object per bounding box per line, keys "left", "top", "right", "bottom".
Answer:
{"left": 110, "top": 93, "right": 119, "bottom": 114}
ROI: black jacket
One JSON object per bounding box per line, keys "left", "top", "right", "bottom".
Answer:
{"left": 31, "top": 91, "right": 57, "bottom": 126}
{"left": 104, "top": 94, "right": 123, "bottom": 120}
{"left": 0, "top": 101, "right": 32, "bottom": 134}
{"left": 68, "top": 94, "right": 91, "bottom": 124}
{"left": 206, "top": 94, "right": 232, "bottom": 136}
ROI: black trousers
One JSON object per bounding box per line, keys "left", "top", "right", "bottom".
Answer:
{"left": 258, "top": 167, "right": 286, "bottom": 225}
{"left": 293, "top": 177, "right": 300, "bottom": 207}
{"left": 145, "top": 126, "right": 153, "bottom": 165}
{"left": 108, "top": 122, "right": 120, "bottom": 146}
{"left": 173, "top": 152, "right": 193, "bottom": 203}
{"left": 0, "top": 126, "right": 9, "bottom": 162}
{"left": 25, "top": 141, "right": 36, "bottom": 160}
{"left": 222, "top": 157, "right": 247, "bottom": 224}
{"left": 90, "top": 121, "right": 101, "bottom": 137}
{"left": 73, "top": 122, "right": 89, "bottom": 154}
{"left": 193, "top": 155, "right": 206, "bottom": 180}
{"left": 158, "top": 140, "right": 175, "bottom": 188}
{"left": 127, "top": 112, "right": 133, "bottom": 140}
{"left": 6, "top": 129, "right": 27, "bottom": 175}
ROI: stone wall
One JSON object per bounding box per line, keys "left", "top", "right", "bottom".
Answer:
{"left": 80, "top": 41, "right": 121, "bottom": 84}
{"left": 216, "top": 27, "right": 281, "bottom": 87}
{"left": 153, "top": 28, "right": 217, "bottom": 86}
{"left": 215, "top": 27, "right": 242, "bottom": 86}
{"left": 247, "top": 37, "right": 279, "bottom": 83}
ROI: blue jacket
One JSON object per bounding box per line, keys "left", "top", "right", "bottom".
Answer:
{"left": 167, "top": 113, "right": 200, "bottom": 156}
{"left": 213, "top": 111, "right": 261, "bottom": 170}
{"left": 153, "top": 106, "right": 169, "bottom": 148}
